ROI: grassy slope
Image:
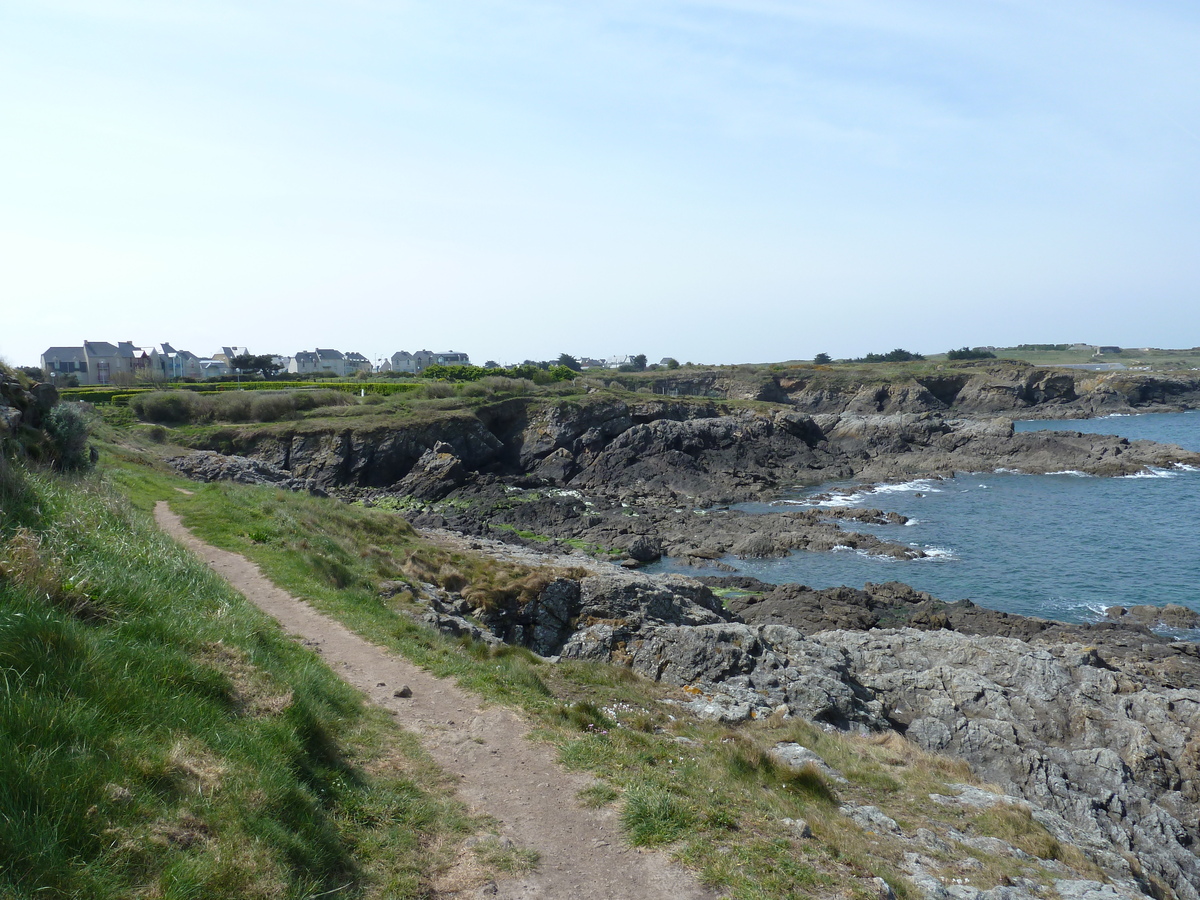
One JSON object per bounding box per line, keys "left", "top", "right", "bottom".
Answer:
{"left": 97, "top": 429, "right": 1100, "bottom": 900}
{"left": 0, "top": 456, "right": 497, "bottom": 900}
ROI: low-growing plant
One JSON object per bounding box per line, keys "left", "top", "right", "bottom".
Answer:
{"left": 621, "top": 784, "right": 696, "bottom": 846}
{"left": 577, "top": 782, "right": 620, "bottom": 807}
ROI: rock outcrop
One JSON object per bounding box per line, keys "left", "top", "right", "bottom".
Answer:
{"left": 403, "top": 561, "right": 1200, "bottom": 899}
{"left": 0, "top": 372, "right": 58, "bottom": 441}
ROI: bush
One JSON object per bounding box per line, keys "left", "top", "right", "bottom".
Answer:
{"left": 129, "top": 391, "right": 207, "bottom": 424}
{"left": 418, "top": 383, "right": 457, "bottom": 399}
{"left": 946, "top": 347, "right": 996, "bottom": 360}
{"left": 130, "top": 389, "right": 351, "bottom": 425}
{"left": 856, "top": 348, "right": 926, "bottom": 363}
{"left": 43, "top": 404, "right": 93, "bottom": 472}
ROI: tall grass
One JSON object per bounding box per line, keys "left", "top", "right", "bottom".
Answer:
{"left": 0, "top": 465, "right": 475, "bottom": 898}
{"left": 129, "top": 389, "right": 351, "bottom": 425}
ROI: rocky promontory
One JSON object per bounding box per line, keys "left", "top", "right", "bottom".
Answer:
{"left": 156, "top": 369, "right": 1200, "bottom": 897}
{"left": 401, "top": 552, "right": 1200, "bottom": 900}
{"left": 171, "top": 388, "right": 1200, "bottom": 573}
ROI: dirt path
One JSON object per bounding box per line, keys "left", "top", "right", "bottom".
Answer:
{"left": 155, "top": 502, "right": 718, "bottom": 900}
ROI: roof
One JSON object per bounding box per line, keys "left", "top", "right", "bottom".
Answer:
{"left": 315, "top": 348, "right": 345, "bottom": 360}
{"left": 83, "top": 341, "right": 119, "bottom": 356}
{"left": 293, "top": 351, "right": 319, "bottom": 361}
{"left": 42, "top": 346, "right": 87, "bottom": 362}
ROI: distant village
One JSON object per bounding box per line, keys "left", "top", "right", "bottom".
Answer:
{"left": 38, "top": 341, "right": 657, "bottom": 386}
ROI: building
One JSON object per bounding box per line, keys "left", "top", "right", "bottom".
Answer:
{"left": 286, "top": 351, "right": 321, "bottom": 376}
{"left": 381, "top": 350, "right": 471, "bottom": 374}
{"left": 42, "top": 340, "right": 158, "bottom": 385}
{"left": 214, "top": 346, "right": 249, "bottom": 364}
{"left": 40, "top": 346, "right": 89, "bottom": 382}
{"left": 283, "top": 348, "right": 373, "bottom": 377}
{"left": 343, "top": 351, "right": 373, "bottom": 374}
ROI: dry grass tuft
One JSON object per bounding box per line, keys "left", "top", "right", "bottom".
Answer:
{"left": 0, "top": 527, "right": 108, "bottom": 620}
{"left": 165, "top": 739, "right": 227, "bottom": 795}
{"left": 196, "top": 642, "right": 293, "bottom": 717}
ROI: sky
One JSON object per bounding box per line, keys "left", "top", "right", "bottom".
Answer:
{"left": 2, "top": 0, "right": 1198, "bottom": 368}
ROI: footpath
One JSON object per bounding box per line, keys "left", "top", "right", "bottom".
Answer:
{"left": 155, "top": 501, "right": 717, "bottom": 900}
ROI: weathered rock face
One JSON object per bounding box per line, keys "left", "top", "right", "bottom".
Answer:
{"left": 475, "top": 571, "right": 729, "bottom": 657}
{"left": 186, "top": 384, "right": 1200, "bottom": 518}
{"left": 395, "top": 443, "right": 467, "bottom": 500}
{"left": 820, "top": 629, "right": 1200, "bottom": 900}
{"left": 196, "top": 414, "right": 506, "bottom": 490}
{"left": 0, "top": 373, "right": 57, "bottom": 437}
{"left": 679, "top": 367, "right": 1200, "bottom": 419}
{"left": 168, "top": 451, "right": 321, "bottom": 492}
{"left": 408, "top": 559, "right": 1200, "bottom": 897}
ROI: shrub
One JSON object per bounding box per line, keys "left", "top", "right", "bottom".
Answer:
{"left": 479, "top": 376, "right": 533, "bottom": 394}
{"left": 129, "top": 391, "right": 207, "bottom": 424}
{"left": 248, "top": 393, "right": 295, "bottom": 422}
{"left": 946, "top": 347, "right": 996, "bottom": 360}
{"left": 43, "top": 404, "right": 93, "bottom": 471}
{"left": 419, "top": 383, "right": 457, "bottom": 399}
{"left": 856, "top": 348, "right": 926, "bottom": 363}
{"left": 211, "top": 391, "right": 253, "bottom": 422}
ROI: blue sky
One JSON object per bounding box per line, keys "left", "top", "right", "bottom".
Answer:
{"left": 3, "top": 1, "right": 1198, "bottom": 367}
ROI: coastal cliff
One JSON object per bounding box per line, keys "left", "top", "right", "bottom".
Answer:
{"left": 159, "top": 372, "right": 1200, "bottom": 899}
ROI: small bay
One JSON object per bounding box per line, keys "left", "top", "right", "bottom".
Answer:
{"left": 653, "top": 410, "right": 1200, "bottom": 626}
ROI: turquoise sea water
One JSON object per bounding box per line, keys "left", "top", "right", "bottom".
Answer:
{"left": 653, "top": 410, "right": 1200, "bottom": 627}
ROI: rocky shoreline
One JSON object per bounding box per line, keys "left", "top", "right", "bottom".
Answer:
{"left": 401, "top": 536, "right": 1200, "bottom": 900}
{"left": 162, "top": 373, "right": 1200, "bottom": 899}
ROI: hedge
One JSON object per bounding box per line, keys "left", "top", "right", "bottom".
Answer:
{"left": 60, "top": 381, "right": 422, "bottom": 405}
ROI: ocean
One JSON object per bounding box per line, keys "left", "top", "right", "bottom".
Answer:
{"left": 654, "top": 410, "right": 1200, "bottom": 629}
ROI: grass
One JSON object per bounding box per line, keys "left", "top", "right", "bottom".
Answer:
{"left": 0, "top": 461, "right": 504, "bottom": 899}
{"left": 89, "top": 425, "right": 1113, "bottom": 899}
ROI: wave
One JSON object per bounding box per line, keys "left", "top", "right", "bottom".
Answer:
{"left": 1040, "top": 597, "right": 1112, "bottom": 621}
{"left": 1120, "top": 467, "right": 1179, "bottom": 479}
{"left": 918, "top": 546, "right": 956, "bottom": 560}
{"left": 1047, "top": 470, "right": 1093, "bottom": 477}
{"left": 802, "top": 478, "right": 943, "bottom": 508}
{"left": 1174, "top": 463, "right": 1200, "bottom": 473}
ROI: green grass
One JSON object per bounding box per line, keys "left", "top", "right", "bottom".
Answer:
{"left": 621, "top": 784, "right": 697, "bottom": 846}
{"left": 0, "top": 462, "right": 489, "bottom": 899}
{"left": 91, "top": 429, "right": 1107, "bottom": 898}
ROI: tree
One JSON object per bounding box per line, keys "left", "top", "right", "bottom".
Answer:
{"left": 483, "top": 360, "right": 500, "bottom": 369}
{"left": 631, "top": 354, "right": 647, "bottom": 372}
{"left": 663, "top": 357, "right": 680, "bottom": 369}
{"left": 230, "top": 353, "right": 283, "bottom": 378}
{"left": 813, "top": 353, "right": 832, "bottom": 365}
{"left": 557, "top": 353, "right": 582, "bottom": 372}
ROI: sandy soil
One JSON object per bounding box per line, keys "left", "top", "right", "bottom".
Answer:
{"left": 155, "top": 502, "right": 718, "bottom": 900}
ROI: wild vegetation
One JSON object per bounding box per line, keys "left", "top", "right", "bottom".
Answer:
{"left": 128, "top": 388, "right": 352, "bottom": 424}
{"left": 0, "top": 432, "right": 511, "bottom": 898}
{"left": 6, "top": 358, "right": 1182, "bottom": 897}
{"left": 89, "top": 423, "right": 1101, "bottom": 899}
